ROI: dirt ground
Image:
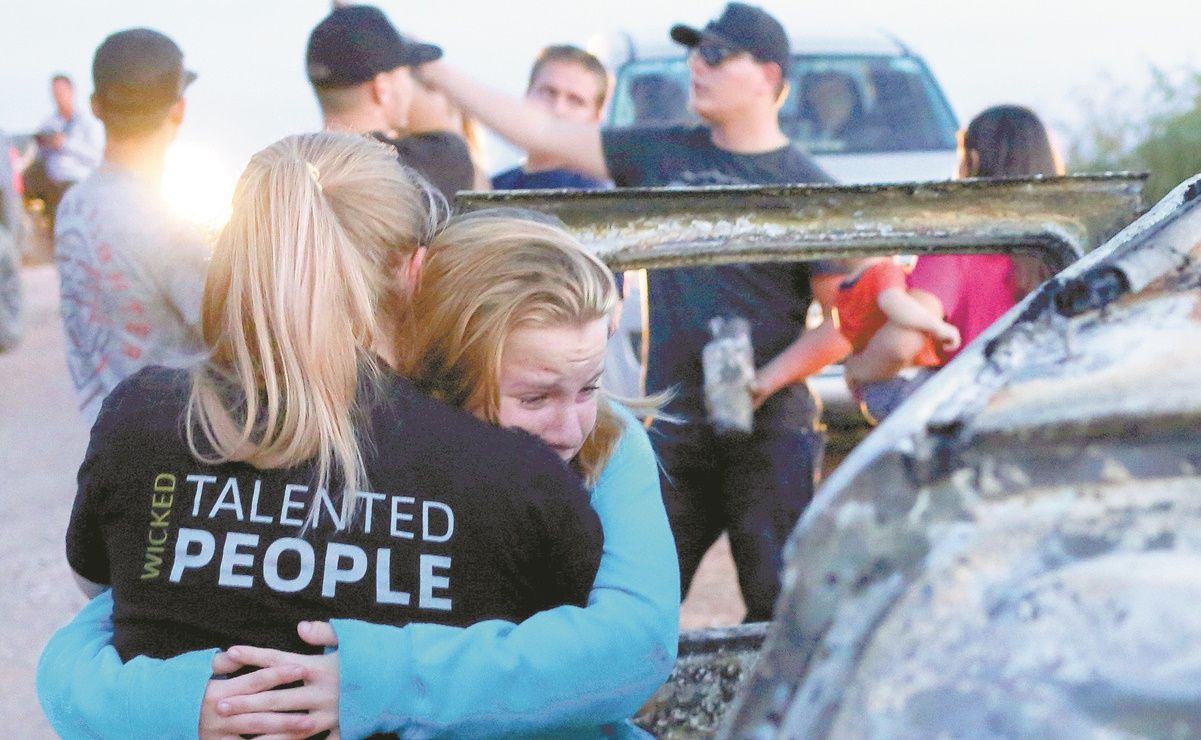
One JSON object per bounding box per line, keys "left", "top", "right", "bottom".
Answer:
{"left": 0, "top": 264, "right": 752, "bottom": 734}
{"left": 0, "top": 265, "right": 93, "bottom": 734}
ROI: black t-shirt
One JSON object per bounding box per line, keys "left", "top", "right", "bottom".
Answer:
{"left": 490, "top": 166, "right": 609, "bottom": 191}
{"left": 375, "top": 131, "right": 475, "bottom": 205}
{"left": 67, "top": 366, "right": 601, "bottom": 661}
{"left": 601, "top": 125, "right": 842, "bottom": 429}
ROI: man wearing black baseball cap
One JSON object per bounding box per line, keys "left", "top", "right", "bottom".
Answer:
{"left": 422, "top": 2, "right": 848, "bottom": 622}
{"left": 54, "top": 28, "right": 209, "bottom": 425}
{"left": 669, "top": 2, "right": 792, "bottom": 81}
{"left": 305, "top": 4, "right": 473, "bottom": 203}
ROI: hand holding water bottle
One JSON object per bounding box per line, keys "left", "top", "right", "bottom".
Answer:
{"left": 702, "top": 316, "right": 755, "bottom": 436}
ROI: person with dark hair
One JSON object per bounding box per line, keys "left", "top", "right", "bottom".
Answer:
{"left": 799, "top": 71, "right": 872, "bottom": 149}
{"left": 960, "top": 104, "right": 1061, "bottom": 179}
{"left": 842, "top": 104, "right": 1064, "bottom": 404}
{"left": 53, "top": 29, "right": 209, "bottom": 424}
{"left": 629, "top": 72, "right": 690, "bottom": 127}
{"left": 420, "top": 2, "right": 849, "bottom": 623}
{"left": 23, "top": 74, "right": 103, "bottom": 226}
{"left": 490, "top": 45, "right": 611, "bottom": 191}
{"left": 306, "top": 3, "right": 475, "bottom": 204}
{"left": 910, "top": 104, "right": 1063, "bottom": 348}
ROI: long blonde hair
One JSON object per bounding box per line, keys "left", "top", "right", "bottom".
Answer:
{"left": 187, "top": 131, "right": 441, "bottom": 521}
{"left": 400, "top": 211, "right": 638, "bottom": 486}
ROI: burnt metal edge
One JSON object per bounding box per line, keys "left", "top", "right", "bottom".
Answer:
{"left": 678, "top": 622, "right": 769, "bottom": 657}
{"left": 1050, "top": 193, "right": 1201, "bottom": 317}
{"left": 459, "top": 175, "right": 1145, "bottom": 276}
{"left": 458, "top": 172, "right": 1148, "bottom": 205}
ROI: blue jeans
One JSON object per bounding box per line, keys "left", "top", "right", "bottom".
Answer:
{"left": 857, "top": 368, "right": 936, "bottom": 425}
{"left": 654, "top": 420, "right": 825, "bottom": 622}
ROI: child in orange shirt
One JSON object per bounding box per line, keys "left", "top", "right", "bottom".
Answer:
{"left": 835, "top": 256, "right": 961, "bottom": 423}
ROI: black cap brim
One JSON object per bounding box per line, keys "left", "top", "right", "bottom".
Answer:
{"left": 670, "top": 24, "right": 741, "bottom": 51}
{"left": 399, "top": 42, "right": 442, "bottom": 67}
{"left": 669, "top": 24, "right": 703, "bottom": 47}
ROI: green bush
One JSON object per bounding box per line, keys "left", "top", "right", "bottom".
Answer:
{"left": 1068, "top": 67, "right": 1201, "bottom": 203}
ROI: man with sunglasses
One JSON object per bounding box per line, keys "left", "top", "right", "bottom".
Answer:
{"left": 421, "top": 2, "right": 850, "bottom": 622}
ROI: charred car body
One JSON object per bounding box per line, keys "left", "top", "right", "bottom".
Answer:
{"left": 722, "top": 175, "right": 1201, "bottom": 739}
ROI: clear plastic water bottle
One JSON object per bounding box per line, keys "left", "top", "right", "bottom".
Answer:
{"left": 702, "top": 316, "right": 754, "bottom": 436}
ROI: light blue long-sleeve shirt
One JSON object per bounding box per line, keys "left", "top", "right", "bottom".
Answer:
{"left": 37, "top": 407, "right": 679, "bottom": 738}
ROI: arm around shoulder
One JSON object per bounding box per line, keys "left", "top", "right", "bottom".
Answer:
{"left": 37, "top": 590, "right": 217, "bottom": 739}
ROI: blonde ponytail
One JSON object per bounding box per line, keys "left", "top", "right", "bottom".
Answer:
{"left": 188, "top": 132, "right": 440, "bottom": 523}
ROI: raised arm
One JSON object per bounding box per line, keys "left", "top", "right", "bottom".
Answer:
{"left": 420, "top": 59, "right": 610, "bottom": 182}
{"left": 36, "top": 408, "right": 678, "bottom": 738}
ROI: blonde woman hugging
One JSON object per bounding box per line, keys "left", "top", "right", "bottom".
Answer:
{"left": 38, "top": 132, "right": 677, "bottom": 739}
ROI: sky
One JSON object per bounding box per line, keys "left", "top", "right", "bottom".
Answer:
{"left": 2, "top": 0, "right": 1198, "bottom": 219}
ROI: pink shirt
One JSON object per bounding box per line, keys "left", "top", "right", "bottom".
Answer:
{"left": 907, "top": 254, "right": 1018, "bottom": 362}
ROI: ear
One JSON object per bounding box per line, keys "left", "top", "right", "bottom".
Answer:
{"left": 369, "top": 73, "right": 389, "bottom": 105}
{"left": 958, "top": 149, "right": 979, "bottom": 178}
{"left": 90, "top": 94, "right": 102, "bottom": 119}
{"left": 398, "top": 246, "right": 427, "bottom": 294}
{"left": 762, "top": 62, "right": 784, "bottom": 96}
{"left": 774, "top": 79, "right": 791, "bottom": 109}
{"left": 167, "top": 97, "right": 186, "bottom": 126}
{"left": 592, "top": 74, "right": 613, "bottom": 124}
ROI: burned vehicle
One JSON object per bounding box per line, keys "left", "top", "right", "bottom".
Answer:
{"left": 463, "top": 169, "right": 1201, "bottom": 737}
{"left": 718, "top": 176, "right": 1201, "bottom": 739}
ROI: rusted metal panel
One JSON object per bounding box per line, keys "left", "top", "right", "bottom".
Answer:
{"left": 459, "top": 174, "right": 1146, "bottom": 272}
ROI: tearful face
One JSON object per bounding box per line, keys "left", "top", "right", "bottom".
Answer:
{"left": 494, "top": 319, "right": 609, "bottom": 462}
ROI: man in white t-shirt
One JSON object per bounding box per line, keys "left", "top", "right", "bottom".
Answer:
{"left": 24, "top": 75, "right": 103, "bottom": 225}
{"left": 54, "top": 29, "right": 209, "bottom": 424}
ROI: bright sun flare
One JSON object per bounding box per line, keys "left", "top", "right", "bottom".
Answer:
{"left": 161, "top": 142, "right": 240, "bottom": 233}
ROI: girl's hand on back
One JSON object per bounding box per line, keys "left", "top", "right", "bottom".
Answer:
{"left": 199, "top": 631, "right": 342, "bottom": 740}
{"left": 297, "top": 620, "right": 340, "bottom": 649}
{"left": 199, "top": 658, "right": 318, "bottom": 740}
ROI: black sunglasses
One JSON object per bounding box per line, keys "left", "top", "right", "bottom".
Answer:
{"left": 693, "top": 42, "right": 742, "bottom": 67}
